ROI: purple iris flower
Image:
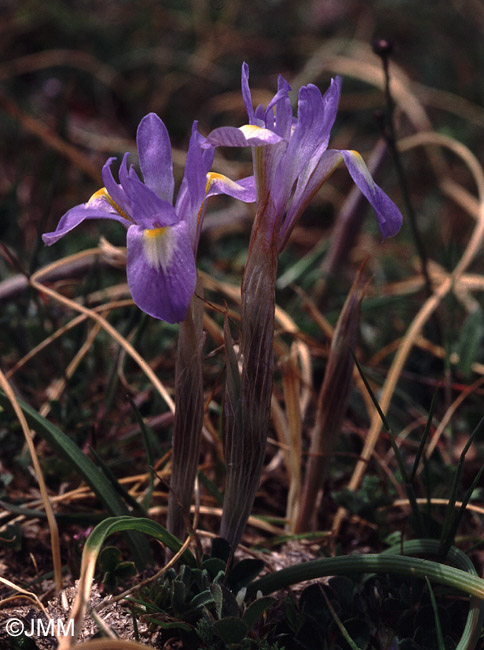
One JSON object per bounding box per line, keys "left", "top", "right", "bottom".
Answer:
{"left": 208, "top": 62, "right": 402, "bottom": 251}
{"left": 43, "top": 113, "right": 261, "bottom": 323}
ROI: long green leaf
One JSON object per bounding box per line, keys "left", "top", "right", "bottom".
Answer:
{"left": 83, "top": 516, "right": 196, "bottom": 567}
{"left": 247, "top": 539, "right": 484, "bottom": 650}
{"left": 68, "top": 516, "right": 196, "bottom": 643}
{"left": 247, "top": 551, "right": 484, "bottom": 600}
{"left": 88, "top": 445, "right": 148, "bottom": 517}
{"left": 0, "top": 391, "right": 151, "bottom": 568}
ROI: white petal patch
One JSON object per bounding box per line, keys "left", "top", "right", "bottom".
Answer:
{"left": 142, "top": 226, "right": 176, "bottom": 272}
{"left": 239, "top": 124, "right": 282, "bottom": 144}
{"left": 239, "top": 124, "right": 264, "bottom": 138}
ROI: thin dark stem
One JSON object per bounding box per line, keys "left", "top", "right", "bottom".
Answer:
{"left": 375, "top": 42, "right": 433, "bottom": 300}
{"left": 373, "top": 39, "right": 443, "bottom": 348}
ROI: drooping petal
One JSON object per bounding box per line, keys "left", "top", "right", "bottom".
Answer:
{"left": 338, "top": 149, "right": 403, "bottom": 239}
{"left": 279, "top": 146, "right": 403, "bottom": 248}
{"left": 206, "top": 173, "right": 256, "bottom": 202}
{"left": 121, "top": 171, "right": 179, "bottom": 229}
{"left": 42, "top": 202, "right": 130, "bottom": 246}
{"left": 137, "top": 113, "right": 175, "bottom": 203}
{"left": 207, "top": 125, "right": 283, "bottom": 147}
{"left": 126, "top": 221, "right": 197, "bottom": 323}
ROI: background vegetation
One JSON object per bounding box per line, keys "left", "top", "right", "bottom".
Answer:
{"left": 1, "top": 1, "right": 484, "bottom": 648}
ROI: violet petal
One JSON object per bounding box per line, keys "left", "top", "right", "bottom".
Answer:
{"left": 137, "top": 113, "right": 175, "bottom": 203}
{"left": 126, "top": 222, "right": 197, "bottom": 323}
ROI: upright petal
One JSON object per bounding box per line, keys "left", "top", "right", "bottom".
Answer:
{"left": 242, "top": 62, "right": 256, "bottom": 124}
{"left": 122, "top": 172, "right": 179, "bottom": 229}
{"left": 316, "top": 76, "right": 342, "bottom": 149}
{"left": 338, "top": 149, "right": 403, "bottom": 239}
{"left": 183, "top": 123, "right": 215, "bottom": 216}
{"left": 264, "top": 73, "right": 292, "bottom": 138}
{"left": 102, "top": 155, "right": 132, "bottom": 217}
{"left": 126, "top": 221, "right": 197, "bottom": 323}
{"left": 137, "top": 113, "right": 175, "bottom": 203}
{"left": 283, "top": 79, "right": 340, "bottom": 189}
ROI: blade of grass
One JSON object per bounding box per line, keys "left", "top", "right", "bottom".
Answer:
{"left": 440, "top": 416, "right": 484, "bottom": 557}
{"left": 350, "top": 349, "right": 391, "bottom": 431}
{"left": 0, "top": 499, "right": 104, "bottom": 524}
{"left": 247, "top": 549, "right": 484, "bottom": 600}
{"left": 28, "top": 274, "right": 175, "bottom": 413}
{"left": 198, "top": 470, "right": 224, "bottom": 507}
{"left": 425, "top": 576, "right": 446, "bottom": 650}
{"left": 441, "top": 463, "right": 484, "bottom": 560}
{"left": 410, "top": 389, "right": 438, "bottom": 482}
{"left": 88, "top": 446, "right": 148, "bottom": 517}
{"left": 0, "top": 371, "right": 62, "bottom": 592}
{"left": 59, "top": 516, "right": 195, "bottom": 649}
{"left": 128, "top": 396, "right": 156, "bottom": 510}
{"left": 0, "top": 391, "right": 151, "bottom": 569}
{"left": 320, "top": 588, "right": 362, "bottom": 650}
{"left": 351, "top": 350, "right": 424, "bottom": 536}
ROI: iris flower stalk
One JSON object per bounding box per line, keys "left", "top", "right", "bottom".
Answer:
{"left": 208, "top": 63, "right": 403, "bottom": 548}
{"left": 42, "top": 112, "right": 270, "bottom": 543}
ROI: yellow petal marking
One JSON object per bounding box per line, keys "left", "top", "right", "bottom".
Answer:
{"left": 88, "top": 187, "right": 133, "bottom": 223}
{"left": 205, "top": 172, "right": 225, "bottom": 192}
{"left": 205, "top": 171, "right": 244, "bottom": 194}
{"left": 194, "top": 172, "right": 224, "bottom": 230}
